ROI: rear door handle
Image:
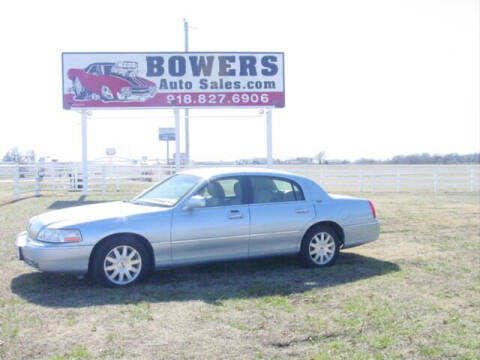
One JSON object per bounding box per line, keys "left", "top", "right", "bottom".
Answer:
{"left": 295, "top": 209, "right": 310, "bottom": 214}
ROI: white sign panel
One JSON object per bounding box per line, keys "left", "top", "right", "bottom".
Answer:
{"left": 62, "top": 52, "right": 285, "bottom": 109}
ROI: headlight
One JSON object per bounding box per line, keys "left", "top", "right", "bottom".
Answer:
{"left": 37, "top": 228, "right": 82, "bottom": 243}
{"left": 149, "top": 85, "right": 156, "bottom": 95}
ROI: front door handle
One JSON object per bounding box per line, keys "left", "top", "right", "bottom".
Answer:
{"left": 295, "top": 208, "right": 310, "bottom": 214}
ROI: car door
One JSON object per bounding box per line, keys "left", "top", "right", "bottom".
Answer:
{"left": 171, "top": 176, "right": 250, "bottom": 265}
{"left": 247, "top": 176, "right": 315, "bottom": 256}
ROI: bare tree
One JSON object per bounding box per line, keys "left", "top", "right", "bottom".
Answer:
{"left": 314, "top": 151, "right": 325, "bottom": 164}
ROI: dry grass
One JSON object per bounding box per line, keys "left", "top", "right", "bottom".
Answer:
{"left": 0, "top": 187, "right": 479, "bottom": 359}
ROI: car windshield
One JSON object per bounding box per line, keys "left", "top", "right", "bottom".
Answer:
{"left": 131, "top": 174, "right": 200, "bottom": 207}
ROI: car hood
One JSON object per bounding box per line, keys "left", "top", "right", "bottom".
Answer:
{"left": 110, "top": 74, "right": 154, "bottom": 88}
{"left": 28, "top": 201, "right": 167, "bottom": 236}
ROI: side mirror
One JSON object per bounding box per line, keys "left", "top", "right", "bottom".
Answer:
{"left": 183, "top": 195, "right": 206, "bottom": 211}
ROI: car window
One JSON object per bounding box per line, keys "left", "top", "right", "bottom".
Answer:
{"left": 196, "top": 177, "right": 243, "bottom": 207}
{"left": 103, "top": 65, "right": 113, "bottom": 75}
{"left": 250, "top": 176, "right": 305, "bottom": 204}
{"left": 87, "top": 65, "right": 97, "bottom": 75}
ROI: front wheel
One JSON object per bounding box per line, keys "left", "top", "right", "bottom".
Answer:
{"left": 73, "top": 77, "right": 86, "bottom": 99}
{"left": 300, "top": 225, "right": 340, "bottom": 267}
{"left": 91, "top": 237, "right": 151, "bottom": 287}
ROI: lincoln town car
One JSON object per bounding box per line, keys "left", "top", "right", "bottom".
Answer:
{"left": 16, "top": 168, "right": 380, "bottom": 287}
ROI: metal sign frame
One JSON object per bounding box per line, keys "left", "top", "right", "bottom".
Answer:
{"left": 75, "top": 106, "right": 274, "bottom": 195}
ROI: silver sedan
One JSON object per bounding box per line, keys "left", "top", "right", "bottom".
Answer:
{"left": 16, "top": 167, "right": 380, "bottom": 287}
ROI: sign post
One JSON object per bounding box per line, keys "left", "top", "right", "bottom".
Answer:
{"left": 81, "top": 110, "right": 88, "bottom": 195}
{"left": 166, "top": 140, "right": 169, "bottom": 165}
{"left": 159, "top": 127, "right": 176, "bottom": 165}
{"left": 266, "top": 108, "right": 273, "bottom": 167}
{"left": 174, "top": 109, "right": 181, "bottom": 171}
{"left": 184, "top": 19, "right": 190, "bottom": 166}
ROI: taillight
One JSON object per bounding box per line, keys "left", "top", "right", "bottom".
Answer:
{"left": 368, "top": 200, "right": 376, "bottom": 219}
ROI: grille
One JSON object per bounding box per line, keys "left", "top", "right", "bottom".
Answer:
{"left": 131, "top": 87, "right": 150, "bottom": 94}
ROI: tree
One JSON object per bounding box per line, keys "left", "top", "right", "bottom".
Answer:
{"left": 314, "top": 151, "right": 326, "bottom": 164}
{"left": 2, "top": 147, "right": 21, "bottom": 163}
{"left": 24, "top": 149, "right": 35, "bottom": 163}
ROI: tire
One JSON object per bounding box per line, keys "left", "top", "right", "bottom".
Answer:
{"left": 91, "top": 236, "right": 152, "bottom": 287}
{"left": 300, "top": 225, "right": 340, "bottom": 268}
{"left": 100, "top": 85, "right": 115, "bottom": 101}
{"left": 73, "top": 77, "right": 86, "bottom": 99}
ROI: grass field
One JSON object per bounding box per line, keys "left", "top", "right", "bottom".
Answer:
{"left": 0, "top": 187, "right": 479, "bottom": 359}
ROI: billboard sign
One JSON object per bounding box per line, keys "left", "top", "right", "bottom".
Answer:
{"left": 62, "top": 52, "right": 285, "bottom": 110}
{"left": 159, "top": 127, "right": 175, "bottom": 141}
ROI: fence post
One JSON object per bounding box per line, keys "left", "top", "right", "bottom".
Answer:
{"left": 34, "top": 163, "right": 40, "bottom": 197}
{"left": 470, "top": 167, "right": 475, "bottom": 192}
{"left": 396, "top": 168, "right": 400, "bottom": 193}
{"left": 101, "top": 165, "right": 106, "bottom": 195}
{"left": 73, "top": 166, "right": 78, "bottom": 191}
{"left": 433, "top": 169, "right": 438, "bottom": 193}
{"left": 14, "top": 164, "right": 20, "bottom": 200}
{"left": 357, "top": 169, "right": 363, "bottom": 192}
{"left": 115, "top": 167, "right": 120, "bottom": 192}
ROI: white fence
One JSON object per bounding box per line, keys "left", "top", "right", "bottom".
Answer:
{"left": 0, "top": 163, "right": 478, "bottom": 200}
{"left": 0, "top": 164, "right": 174, "bottom": 200}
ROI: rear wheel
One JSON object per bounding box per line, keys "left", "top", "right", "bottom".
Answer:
{"left": 300, "top": 225, "right": 340, "bottom": 267}
{"left": 92, "top": 237, "right": 151, "bottom": 287}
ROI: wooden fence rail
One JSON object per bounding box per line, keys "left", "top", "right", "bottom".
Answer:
{"left": 0, "top": 164, "right": 478, "bottom": 200}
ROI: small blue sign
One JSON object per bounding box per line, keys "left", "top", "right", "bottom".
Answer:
{"left": 159, "top": 128, "right": 175, "bottom": 141}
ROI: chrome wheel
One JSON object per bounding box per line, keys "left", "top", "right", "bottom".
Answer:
{"left": 103, "top": 245, "right": 142, "bottom": 285}
{"left": 101, "top": 85, "right": 114, "bottom": 100}
{"left": 309, "top": 232, "right": 336, "bottom": 265}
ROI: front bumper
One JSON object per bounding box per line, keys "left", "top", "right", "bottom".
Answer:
{"left": 16, "top": 231, "right": 93, "bottom": 275}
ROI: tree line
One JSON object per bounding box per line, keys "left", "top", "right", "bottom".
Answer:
{"left": 353, "top": 152, "right": 479, "bottom": 165}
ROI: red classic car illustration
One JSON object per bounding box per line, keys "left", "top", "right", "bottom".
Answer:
{"left": 67, "top": 62, "right": 157, "bottom": 101}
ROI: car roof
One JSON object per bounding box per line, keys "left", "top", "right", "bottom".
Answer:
{"left": 178, "top": 167, "right": 298, "bottom": 180}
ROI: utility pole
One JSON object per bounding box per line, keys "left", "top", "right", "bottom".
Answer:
{"left": 184, "top": 19, "right": 190, "bottom": 165}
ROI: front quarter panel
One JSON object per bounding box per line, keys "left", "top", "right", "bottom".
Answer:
{"left": 72, "top": 210, "right": 172, "bottom": 267}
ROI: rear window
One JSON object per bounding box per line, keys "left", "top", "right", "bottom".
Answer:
{"left": 250, "top": 176, "right": 305, "bottom": 204}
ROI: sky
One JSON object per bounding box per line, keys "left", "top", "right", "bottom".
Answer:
{"left": 0, "top": 0, "right": 478, "bottom": 162}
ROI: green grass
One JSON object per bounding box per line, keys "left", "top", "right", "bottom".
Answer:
{"left": 0, "top": 186, "right": 479, "bottom": 359}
